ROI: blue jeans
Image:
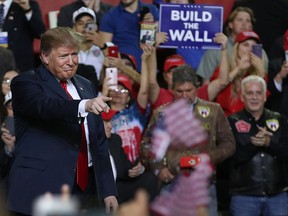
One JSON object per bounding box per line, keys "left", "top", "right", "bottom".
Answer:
{"left": 230, "top": 192, "right": 288, "bottom": 216}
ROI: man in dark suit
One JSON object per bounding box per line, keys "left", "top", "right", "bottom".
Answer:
{"left": 6, "top": 27, "right": 118, "bottom": 216}
{"left": 0, "top": 0, "right": 46, "bottom": 72}
{"left": 140, "top": 31, "right": 152, "bottom": 45}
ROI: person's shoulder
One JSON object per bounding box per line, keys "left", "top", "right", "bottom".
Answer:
{"left": 197, "top": 98, "right": 220, "bottom": 109}
{"left": 110, "top": 133, "right": 122, "bottom": 144}
{"left": 264, "top": 108, "right": 283, "bottom": 119}
{"left": 12, "top": 69, "right": 37, "bottom": 84}
{"left": 74, "top": 73, "right": 91, "bottom": 84}
{"left": 228, "top": 110, "right": 245, "bottom": 122}
{"left": 59, "top": 1, "right": 82, "bottom": 11}
{"left": 140, "top": 1, "right": 158, "bottom": 9}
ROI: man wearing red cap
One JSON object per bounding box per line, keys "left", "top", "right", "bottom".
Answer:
{"left": 145, "top": 64, "right": 235, "bottom": 216}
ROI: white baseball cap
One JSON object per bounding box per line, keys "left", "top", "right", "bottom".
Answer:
{"left": 72, "top": 7, "right": 96, "bottom": 23}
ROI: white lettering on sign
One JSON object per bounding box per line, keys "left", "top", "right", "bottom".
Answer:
{"left": 169, "top": 29, "right": 212, "bottom": 42}
{"left": 171, "top": 10, "right": 212, "bottom": 22}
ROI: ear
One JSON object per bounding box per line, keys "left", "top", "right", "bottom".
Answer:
{"left": 41, "top": 52, "right": 49, "bottom": 65}
{"left": 228, "top": 22, "right": 233, "bottom": 30}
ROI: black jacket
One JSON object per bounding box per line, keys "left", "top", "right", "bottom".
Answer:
{"left": 228, "top": 109, "right": 288, "bottom": 196}
{"left": 3, "top": 0, "right": 46, "bottom": 72}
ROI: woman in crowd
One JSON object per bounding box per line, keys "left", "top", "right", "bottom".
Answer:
{"left": 210, "top": 31, "right": 267, "bottom": 116}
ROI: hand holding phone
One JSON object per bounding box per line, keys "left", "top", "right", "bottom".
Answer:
{"left": 105, "top": 67, "right": 118, "bottom": 90}
{"left": 85, "top": 23, "right": 97, "bottom": 33}
{"left": 252, "top": 44, "right": 263, "bottom": 58}
{"left": 4, "top": 116, "right": 14, "bottom": 136}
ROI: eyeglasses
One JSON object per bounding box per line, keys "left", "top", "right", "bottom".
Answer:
{"left": 112, "top": 88, "right": 129, "bottom": 94}
{"left": 2, "top": 79, "right": 11, "bottom": 85}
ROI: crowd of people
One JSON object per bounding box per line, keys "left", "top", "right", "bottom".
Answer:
{"left": 0, "top": 0, "right": 288, "bottom": 216}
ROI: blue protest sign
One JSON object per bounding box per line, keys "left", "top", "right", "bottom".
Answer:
{"left": 159, "top": 4, "right": 223, "bottom": 50}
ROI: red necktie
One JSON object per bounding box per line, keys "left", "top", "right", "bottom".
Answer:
{"left": 60, "top": 81, "right": 88, "bottom": 191}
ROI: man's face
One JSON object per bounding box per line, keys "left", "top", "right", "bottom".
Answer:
{"left": 241, "top": 80, "right": 266, "bottom": 114}
{"left": 103, "top": 120, "right": 112, "bottom": 139}
{"left": 74, "top": 15, "right": 95, "bottom": 34}
{"left": 173, "top": 82, "right": 197, "bottom": 103}
{"left": 41, "top": 46, "right": 78, "bottom": 81}
{"left": 229, "top": 11, "right": 253, "bottom": 37}
{"left": 121, "top": 0, "right": 137, "bottom": 7}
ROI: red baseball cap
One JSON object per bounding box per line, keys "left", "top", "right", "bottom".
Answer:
{"left": 117, "top": 74, "right": 133, "bottom": 93}
{"left": 163, "top": 54, "right": 185, "bottom": 72}
{"left": 101, "top": 109, "right": 118, "bottom": 121}
{"left": 120, "top": 53, "right": 137, "bottom": 69}
{"left": 235, "top": 31, "right": 260, "bottom": 43}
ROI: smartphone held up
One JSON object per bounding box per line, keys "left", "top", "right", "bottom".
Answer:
{"left": 108, "top": 45, "right": 119, "bottom": 58}
{"left": 85, "top": 23, "right": 97, "bottom": 33}
{"left": 105, "top": 67, "right": 118, "bottom": 90}
{"left": 252, "top": 44, "right": 262, "bottom": 58}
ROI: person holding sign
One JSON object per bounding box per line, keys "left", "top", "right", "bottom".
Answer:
{"left": 99, "top": 0, "right": 159, "bottom": 71}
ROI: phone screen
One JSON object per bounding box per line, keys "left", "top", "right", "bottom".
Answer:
{"left": 252, "top": 44, "right": 262, "bottom": 58}
{"left": 4, "top": 116, "right": 14, "bottom": 136}
{"left": 105, "top": 67, "right": 118, "bottom": 90}
{"left": 85, "top": 23, "right": 97, "bottom": 33}
{"left": 108, "top": 46, "right": 119, "bottom": 58}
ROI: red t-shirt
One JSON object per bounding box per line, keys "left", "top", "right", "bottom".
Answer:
{"left": 152, "top": 85, "right": 209, "bottom": 110}
{"left": 210, "top": 67, "right": 269, "bottom": 117}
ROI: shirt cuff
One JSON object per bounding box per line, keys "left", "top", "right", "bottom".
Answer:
{"left": 79, "top": 99, "right": 89, "bottom": 117}
{"left": 274, "top": 79, "right": 282, "bottom": 92}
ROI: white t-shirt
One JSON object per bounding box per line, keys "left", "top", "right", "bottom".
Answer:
{"left": 78, "top": 45, "right": 104, "bottom": 80}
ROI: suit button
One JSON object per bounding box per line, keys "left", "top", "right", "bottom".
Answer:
{"left": 73, "top": 167, "right": 76, "bottom": 173}
{"left": 74, "top": 144, "right": 78, "bottom": 148}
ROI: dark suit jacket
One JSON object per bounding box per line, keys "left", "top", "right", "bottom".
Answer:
{"left": 7, "top": 64, "right": 116, "bottom": 215}
{"left": 3, "top": 1, "right": 46, "bottom": 72}
{"left": 266, "top": 57, "right": 288, "bottom": 118}
{"left": 108, "top": 134, "right": 133, "bottom": 180}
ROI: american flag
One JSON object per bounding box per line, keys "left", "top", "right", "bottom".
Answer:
{"left": 150, "top": 154, "right": 212, "bottom": 216}
{"left": 150, "top": 99, "right": 208, "bottom": 160}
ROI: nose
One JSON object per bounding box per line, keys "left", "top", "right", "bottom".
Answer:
{"left": 67, "top": 55, "right": 73, "bottom": 65}
{"left": 182, "top": 92, "right": 189, "bottom": 99}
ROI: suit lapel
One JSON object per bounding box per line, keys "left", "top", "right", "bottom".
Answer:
{"left": 37, "top": 64, "right": 70, "bottom": 99}
{"left": 71, "top": 76, "right": 90, "bottom": 100}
